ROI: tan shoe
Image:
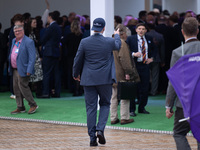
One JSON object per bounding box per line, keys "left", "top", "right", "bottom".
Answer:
{"left": 11, "top": 108, "right": 26, "bottom": 114}
{"left": 120, "top": 119, "right": 134, "bottom": 125}
{"left": 28, "top": 106, "right": 38, "bottom": 114}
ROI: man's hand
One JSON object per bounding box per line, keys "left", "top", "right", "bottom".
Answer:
{"left": 114, "top": 28, "right": 120, "bottom": 35}
{"left": 133, "top": 52, "right": 142, "bottom": 58}
{"left": 125, "top": 74, "right": 130, "bottom": 80}
{"left": 146, "top": 58, "right": 153, "bottom": 64}
{"left": 166, "top": 108, "right": 174, "bottom": 119}
{"left": 73, "top": 75, "right": 80, "bottom": 81}
{"left": 27, "top": 73, "right": 30, "bottom": 76}
{"left": 45, "top": 0, "right": 50, "bottom": 9}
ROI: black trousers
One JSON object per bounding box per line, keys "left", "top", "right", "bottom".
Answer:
{"left": 130, "top": 63, "right": 150, "bottom": 112}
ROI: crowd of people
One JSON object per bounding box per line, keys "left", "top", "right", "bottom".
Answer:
{"left": 0, "top": 1, "right": 200, "bottom": 148}
{"left": 0, "top": 5, "right": 200, "bottom": 99}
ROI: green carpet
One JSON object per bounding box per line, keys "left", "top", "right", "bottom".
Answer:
{"left": 0, "top": 91, "right": 174, "bottom": 132}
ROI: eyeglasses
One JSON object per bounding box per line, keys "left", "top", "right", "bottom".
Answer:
{"left": 14, "top": 30, "right": 23, "bottom": 33}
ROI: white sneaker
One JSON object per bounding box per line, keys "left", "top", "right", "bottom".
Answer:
{"left": 10, "top": 94, "right": 16, "bottom": 99}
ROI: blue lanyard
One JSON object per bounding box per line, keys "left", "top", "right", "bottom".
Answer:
{"left": 14, "top": 41, "right": 20, "bottom": 48}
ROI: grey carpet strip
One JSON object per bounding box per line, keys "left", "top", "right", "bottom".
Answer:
{"left": 0, "top": 116, "right": 193, "bottom": 137}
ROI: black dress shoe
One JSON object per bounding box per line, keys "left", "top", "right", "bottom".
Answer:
{"left": 51, "top": 94, "right": 60, "bottom": 98}
{"left": 37, "top": 95, "right": 50, "bottom": 98}
{"left": 138, "top": 109, "right": 150, "bottom": 114}
{"left": 130, "top": 112, "right": 137, "bottom": 117}
{"left": 97, "top": 131, "right": 106, "bottom": 144}
{"left": 90, "top": 140, "right": 98, "bottom": 146}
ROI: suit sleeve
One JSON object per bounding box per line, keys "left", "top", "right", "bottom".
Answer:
{"left": 40, "top": 27, "right": 51, "bottom": 45}
{"left": 27, "top": 40, "right": 36, "bottom": 74}
{"left": 73, "top": 40, "right": 84, "bottom": 78}
{"left": 113, "top": 34, "right": 121, "bottom": 50}
{"left": 147, "top": 36, "right": 155, "bottom": 58}
{"left": 160, "top": 35, "right": 165, "bottom": 63}
{"left": 118, "top": 41, "right": 133, "bottom": 75}
{"left": 165, "top": 50, "right": 178, "bottom": 107}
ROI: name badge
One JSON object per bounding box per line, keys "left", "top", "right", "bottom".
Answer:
{"left": 15, "top": 48, "right": 19, "bottom": 53}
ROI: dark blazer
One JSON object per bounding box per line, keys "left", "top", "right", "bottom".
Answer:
{"left": 126, "top": 34, "right": 154, "bottom": 63}
{"left": 73, "top": 33, "right": 121, "bottom": 86}
{"left": 41, "top": 22, "right": 62, "bottom": 58}
{"left": 8, "top": 35, "right": 36, "bottom": 77}
{"left": 146, "top": 30, "right": 165, "bottom": 63}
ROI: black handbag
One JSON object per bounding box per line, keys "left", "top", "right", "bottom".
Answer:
{"left": 117, "top": 81, "right": 137, "bottom": 100}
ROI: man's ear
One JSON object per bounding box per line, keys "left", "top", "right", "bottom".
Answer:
{"left": 181, "top": 29, "right": 185, "bottom": 36}
{"left": 101, "top": 27, "right": 105, "bottom": 33}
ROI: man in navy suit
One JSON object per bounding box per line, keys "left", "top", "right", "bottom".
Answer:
{"left": 40, "top": 11, "right": 62, "bottom": 98}
{"left": 73, "top": 18, "right": 121, "bottom": 147}
{"left": 8, "top": 25, "right": 38, "bottom": 114}
{"left": 126, "top": 23, "right": 154, "bottom": 115}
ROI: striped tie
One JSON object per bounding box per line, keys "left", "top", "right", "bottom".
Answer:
{"left": 141, "top": 37, "right": 146, "bottom": 64}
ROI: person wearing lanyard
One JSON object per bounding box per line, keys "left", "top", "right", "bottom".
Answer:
{"left": 8, "top": 25, "right": 38, "bottom": 114}
{"left": 126, "top": 23, "right": 154, "bottom": 115}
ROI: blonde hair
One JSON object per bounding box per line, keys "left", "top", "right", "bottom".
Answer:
{"left": 70, "top": 20, "right": 82, "bottom": 36}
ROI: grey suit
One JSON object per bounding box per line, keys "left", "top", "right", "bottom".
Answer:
{"left": 166, "top": 39, "right": 200, "bottom": 150}
{"left": 73, "top": 33, "right": 121, "bottom": 142}
{"left": 146, "top": 30, "right": 165, "bottom": 95}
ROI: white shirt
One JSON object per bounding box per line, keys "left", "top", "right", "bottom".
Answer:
{"left": 132, "top": 35, "right": 148, "bottom": 62}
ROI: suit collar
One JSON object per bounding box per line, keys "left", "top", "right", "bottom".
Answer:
{"left": 50, "top": 21, "right": 56, "bottom": 26}
{"left": 185, "top": 37, "right": 198, "bottom": 43}
{"left": 93, "top": 32, "right": 103, "bottom": 36}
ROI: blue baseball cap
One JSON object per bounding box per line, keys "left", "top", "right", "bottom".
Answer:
{"left": 91, "top": 18, "right": 106, "bottom": 32}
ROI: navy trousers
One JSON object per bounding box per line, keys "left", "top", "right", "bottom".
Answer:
{"left": 42, "top": 56, "right": 61, "bottom": 96}
{"left": 84, "top": 84, "right": 112, "bottom": 141}
{"left": 136, "top": 63, "right": 150, "bottom": 111}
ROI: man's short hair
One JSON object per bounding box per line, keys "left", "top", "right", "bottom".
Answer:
{"left": 114, "top": 16, "right": 122, "bottom": 24}
{"left": 182, "top": 17, "right": 198, "bottom": 36}
{"left": 12, "top": 14, "right": 24, "bottom": 23}
{"left": 136, "top": 23, "right": 146, "bottom": 29}
{"left": 169, "top": 15, "right": 179, "bottom": 23}
{"left": 14, "top": 25, "right": 24, "bottom": 30}
{"left": 138, "top": 10, "right": 147, "bottom": 19}
{"left": 49, "top": 12, "right": 59, "bottom": 21}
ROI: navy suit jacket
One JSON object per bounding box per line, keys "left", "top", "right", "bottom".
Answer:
{"left": 9, "top": 35, "right": 36, "bottom": 77}
{"left": 73, "top": 33, "right": 121, "bottom": 86}
{"left": 126, "top": 34, "right": 154, "bottom": 63}
{"left": 41, "top": 22, "right": 62, "bottom": 58}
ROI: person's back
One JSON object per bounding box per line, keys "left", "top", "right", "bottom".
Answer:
{"left": 74, "top": 33, "right": 119, "bottom": 86}
{"left": 166, "top": 17, "right": 200, "bottom": 150}
{"left": 174, "top": 41, "right": 200, "bottom": 58}
{"left": 73, "top": 17, "right": 121, "bottom": 147}
{"left": 41, "top": 22, "right": 61, "bottom": 57}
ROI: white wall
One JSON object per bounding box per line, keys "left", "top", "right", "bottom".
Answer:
{"left": 115, "top": 0, "right": 145, "bottom": 19}
{"left": 163, "top": 0, "right": 198, "bottom": 14}
{"left": 0, "top": 0, "right": 146, "bottom": 31}
{"left": 0, "top": 0, "right": 199, "bottom": 31}
{"left": 0, "top": 0, "right": 90, "bottom": 31}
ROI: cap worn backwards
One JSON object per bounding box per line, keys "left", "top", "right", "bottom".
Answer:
{"left": 91, "top": 18, "right": 106, "bottom": 32}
